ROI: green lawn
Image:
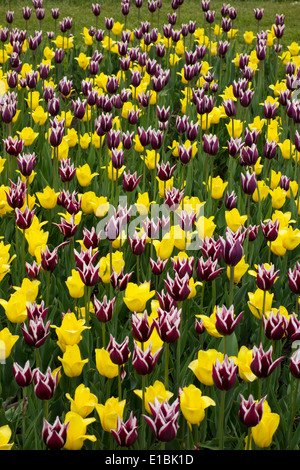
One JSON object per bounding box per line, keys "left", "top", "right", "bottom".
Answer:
{"left": 1, "top": 0, "right": 300, "bottom": 51}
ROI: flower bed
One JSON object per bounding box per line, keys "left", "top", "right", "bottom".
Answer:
{"left": 0, "top": 0, "right": 299, "bottom": 451}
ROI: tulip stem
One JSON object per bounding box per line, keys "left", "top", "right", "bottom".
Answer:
{"left": 229, "top": 266, "right": 234, "bottom": 306}
{"left": 165, "top": 342, "right": 169, "bottom": 391}
{"left": 246, "top": 427, "right": 252, "bottom": 450}
{"left": 118, "top": 365, "right": 122, "bottom": 401}
{"left": 218, "top": 390, "right": 226, "bottom": 450}
{"left": 288, "top": 374, "right": 299, "bottom": 449}
{"left": 45, "top": 270, "right": 51, "bottom": 307}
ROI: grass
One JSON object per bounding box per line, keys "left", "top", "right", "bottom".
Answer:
{"left": 1, "top": 0, "right": 300, "bottom": 51}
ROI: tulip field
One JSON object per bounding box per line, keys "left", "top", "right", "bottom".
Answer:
{"left": 1, "top": 0, "right": 300, "bottom": 452}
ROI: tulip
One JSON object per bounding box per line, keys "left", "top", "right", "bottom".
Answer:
{"left": 66, "top": 383, "right": 98, "bottom": 418}
{"left": 58, "top": 344, "right": 88, "bottom": 378}
{"left": 132, "top": 341, "right": 162, "bottom": 375}
{"left": 123, "top": 282, "right": 155, "bottom": 312}
{"left": 262, "top": 310, "right": 288, "bottom": 341}
{"left": 96, "top": 397, "right": 126, "bottom": 433}
{"left": 215, "top": 304, "right": 244, "bottom": 337}
{"left": 42, "top": 417, "right": 69, "bottom": 450}
{"left": 131, "top": 310, "right": 155, "bottom": 343}
{"left": 95, "top": 347, "right": 119, "bottom": 379}
{"left": 143, "top": 398, "right": 180, "bottom": 442}
{"left": 196, "top": 256, "right": 224, "bottom": 282}
{"left": 238, "top": 394, "right": 266, "bottom": 427}
{"left": 63, "top": 411, "right": 96, "bottom": 450}
{"left": 179, "top": 384, "right": 215, "bottom": 429}
{"left": 13, "top": 360, "right": 33, "bottom": 387}
{"left": 33, "top": 367, "right": 59, "bottom": 400}
{"left": 189, "top": 349, "right": 224, "bottom": 386}
{"left": 287, "top": 262, "right": 300, "bottom": 295}
{"left": 251, "top": 401, "right": 280, "bottom": 448}
{"left": 250, "top": 343, "right": 284, "bottom": 379}
{"left": 0, "top": 425, "right": 14, "bottom": 450}
{"left": 154, "top": 306, "right": 182, "bottom": 343}
{"left": 256, "top": 264, "right": 279, "bottom": 291}
{"left": 107, "top": 334, "right": 130, "bottom": 366}
{"left": 111, "top": 412, "right": 138, "bottom": 448}
{"left": 52, "top": 311, "right": 89, "bottom": 352}
{"left": 212, "top": 355, "right": 238, "bottom": 391}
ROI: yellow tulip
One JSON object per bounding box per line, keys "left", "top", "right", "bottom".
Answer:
{"left": 196, "top": 308, "right": 223, "bottom": 338}
{"left": 58, "top": 344, "right": 88, "bottom": 378}
{"left": 0, "top": 327, "right": 18, "bottom": 360}
{"left": 0, "top": 240, "right": 15, "bottom": 282}
{"left": 0, "top": 425, "right": 13, "bottom": 450}
{"left": 66, "top": 384, "right": 98, "bottom": 418}
{"left": 180, "top": 384, "right": 216, "bottom": 429}
{"left": 95, "top": 348, "right": 119, "bottom": 379}
{"left": 64, "top": 411, "right": 96, "bottom": 450}
{"left": 207, "top": 175, "right": 228, "bottom": 199}
{"left": 225, "top": 208, "right": 247, "bottom": 232}
{"left": 247, "top": 288, "right": 274, "bottom": 319}
{"left": 31, "top": 105, "right": 48, "bottom": 125}
{"left": 236, "top": 346, "right": 257, "bottom": 382}
{"left": 96, "top": 397, "right": 126, "bottom": 433}
{"left": 135, "top": 192, "right": 154, "bottom": 215}
{"left": 52, "top": 138, "right": 69, "bottom": 161}
{"left": 112, "top": 21, "right": 124, "bottom": 36}
{"left": 225, "top": 119, "right": 244, "bottom": 138}
{"left": 282, "top": 226, "right": 300, "bottom": 251}
{"left": 227, "top": 256, "right": 249, "bottom": 283}
{"left": 24, "top": 91, "right": 41, "bottom": 111}
{"left": 36, "top": 186, "right": 59, "bottom": 209}
{"left": 287, "top": 41, "right": 300, "bottom": 56}
{"left": 53, "top": 35, "right": 74, "bottom": 50}
{"left": 141, "top": 149, "right": 160, "bottom": 170}
{"left": 189, "top": 349, "right": 224, "bottom": 386}
{"left": 99, "top": 250, "right": 124, "bottom": 284}
{"left": 270, "top": 187, "right": 287, "bottom": 209}
{"left": 196, "top": 215, "right": 216, "bottom": 240}
{"left": 81, "top": 27, "right": 93, "bottom": 46}
{"left": 278, "top": 139, "right": 295, "bottom": 160}
{"left": 251, "top": 401, "right": 280, "bottom": 448}
{"left": 17, "top": 127, "right": 39, "bottom": 146}
{"left": 0, "top": 292, "right": 28, "bottom": 323}
{"left": 153, "top": 234, "right": 175, "bottom": 260}
{"left": 252, "top": 180, "right": 270, "bottom": 203}
{"left": 76, "top": 163, "right": 98, "bottom": 187}
{"left": 52, "top": 312, "right": 90, "bottom": 352}
{"left": 66, "top": 269, "right": 85, "bottom": 299}
{"left": 270, "top": 229, "right": 288, "bottom": 256}
{"left": 123, "top": 282, "right": 155, "bottom": 312}
{"left": 134, "top": 380, "right": 173, "bottom": 414}
{"left": 75, "top": 52, "right": 90, "bottom": 70}
{"left": 244, "top": 30, "right": 255, "bottom": 45}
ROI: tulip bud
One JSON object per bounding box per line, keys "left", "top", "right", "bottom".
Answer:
{"left": 33, "top": 367, "right": 59, "bottom": 400}
{"left": 107, "top": 334, "right": 130, "bottom": 366}
{"left": 212, "top": 355, "right": 238, "bottom": 391}
{"left": 250, "top": 343, "right": 284, "bottom": 379}
{"left": 143, "top": 398, "right": 179, "bottom": 442}
{"left": 94, "top": 295, "right": 115, "bottom": 323}
{"left": 13, "top": 360, "right": 33, "bottom": 387}
{"left": 42, "top": 417, "right": 69, "bottom": 450}
{"left": 256, "top": 264, "right": 279, "bottom": 291}
{"left": 238, "top": 394, "right": 266, "bottom": 427}
{"left": 132, "top": 341, "right": 162, "bottom": 375}
{"left": 131, "top": 310, "right": 155, "bottom": 343}
{"left": 215, "top": 304, "right": 243, "bottom": 336}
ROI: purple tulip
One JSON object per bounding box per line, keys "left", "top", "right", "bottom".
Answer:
{"left": 212, "top": 355, "right": 238, "bottom": 391}
{"left": 143, "top": 398, "right": 180, "bottom": 442}
{"left": 238, "top": 394, "right": 266, "bottom": 427}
